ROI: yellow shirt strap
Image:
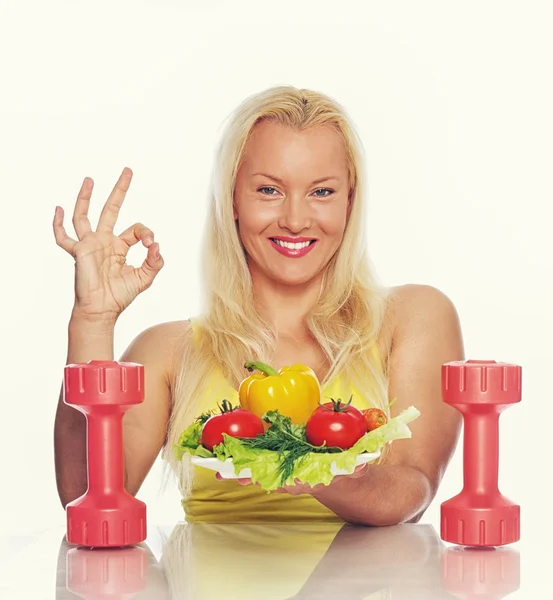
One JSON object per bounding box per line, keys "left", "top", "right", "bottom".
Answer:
{"left": 189, "top": 317, "right": 201, "bottom": 346}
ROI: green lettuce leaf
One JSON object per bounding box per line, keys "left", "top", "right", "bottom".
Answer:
{"left": 173, "top": 421, "right": 214, "bottom": 461}
{"left": 192, "top": 445, "right": 215, "bottom": 458}
{"left": 213, "top": 435, "right": 283, "bottom": 490}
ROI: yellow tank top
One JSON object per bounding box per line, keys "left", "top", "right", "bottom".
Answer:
{"left": 181, "top": 318, "right": 382, "bottom": 523}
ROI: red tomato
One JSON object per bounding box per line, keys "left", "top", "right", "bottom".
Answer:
{"left": 319, "top": 399, "right": 367, "bottom": 430}
{"left": 362, "top": 408, "right": 388, "bottom": 431}
{"left": 306, "top": 397, "right": 368, "bottom": 449}
{"left": 201, "top": 402, "right": 264, "bottom": 451}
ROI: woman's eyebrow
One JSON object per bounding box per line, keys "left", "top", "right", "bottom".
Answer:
{"left": 252, "top": 173, "right": 340, "bottom": 185}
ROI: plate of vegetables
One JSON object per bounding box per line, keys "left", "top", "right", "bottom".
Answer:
{"left": 174, "top": 361, "right": 421, "bottom": 492}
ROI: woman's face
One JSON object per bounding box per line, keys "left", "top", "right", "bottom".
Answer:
{"left": 234, "top": 120, "right": 351, "bottom": 287}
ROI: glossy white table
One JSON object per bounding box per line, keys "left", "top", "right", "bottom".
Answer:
{"left": 0, "top": 521, "right": 537, "bottom": 599}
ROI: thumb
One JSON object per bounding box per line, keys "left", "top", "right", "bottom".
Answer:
{"left": 136, "top": 241, "right": 164, "bottom": 289}
{"left": 350, "top": 463, "right": 369, "bottom": 478}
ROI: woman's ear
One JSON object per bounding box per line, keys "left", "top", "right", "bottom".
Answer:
{"left": 232, "top": 190, "right": 238, "bottom": 220}
{"left": 347, "top": 189, "right": 353, "bottom": 219}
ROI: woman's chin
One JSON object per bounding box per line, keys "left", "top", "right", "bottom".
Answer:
{"left": 266, "top": 267, "right": 323, "bottom": 288}
{"left": 248, "top": 255, "right": 326, "bottom": 288}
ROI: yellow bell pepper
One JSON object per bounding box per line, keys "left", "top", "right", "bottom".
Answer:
{"left": 239, "top": 361, "right": 321, "bottom": 424}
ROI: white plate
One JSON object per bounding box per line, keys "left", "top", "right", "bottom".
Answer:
{"left": 191, "top": 451, "right": 381, "bottom": 480}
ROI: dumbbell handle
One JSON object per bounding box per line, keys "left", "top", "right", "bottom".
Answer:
{"left": 85, "top": 409, "right": 125, "bottom": 495}
{"left": 461, "top": 407, "right": 500, "bottom": 496}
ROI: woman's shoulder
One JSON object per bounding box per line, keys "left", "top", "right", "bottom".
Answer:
{"left": 122, "top": 319, "right": 193, "bottom": 379}
{"left": 382, "top": 284, "right": 460, "bottom": 344}
{"left": 386, "top": 283, "right": 456, "bottom": 310}
{"left": 132, "top": 319, "right": 192, "bottom": 344}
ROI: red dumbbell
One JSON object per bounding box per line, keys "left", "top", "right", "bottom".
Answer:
{"left": 440, "top": 360, "right": 521, "bottom": 547}
{"left": 64, "top": 360, "right": 147, "bottom": 548}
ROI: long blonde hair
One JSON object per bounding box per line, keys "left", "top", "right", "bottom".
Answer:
{"left": 162, "top": 85, "right": 391, "bottom": 495}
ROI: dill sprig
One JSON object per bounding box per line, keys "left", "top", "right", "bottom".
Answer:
{"left": 239, "top": 410, "right": 342, "bottom": 485}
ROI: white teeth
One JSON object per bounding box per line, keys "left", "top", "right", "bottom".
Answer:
{"left": 274, "top": 239, "right": 311, "bottom": 250}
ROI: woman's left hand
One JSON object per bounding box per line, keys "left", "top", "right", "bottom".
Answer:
{"left": 215, "top": 463, "right": 368, "bottom": 494}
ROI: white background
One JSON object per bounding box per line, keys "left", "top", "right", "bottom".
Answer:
{"left": 1, "top": 0, "right": 551, "bottom": 547}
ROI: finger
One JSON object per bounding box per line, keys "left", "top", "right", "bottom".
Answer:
{"left": 336, "top": 463, "right": 368, "bottom": 482}
{"left": 118, "top": 222, "right": 155, "bottom": 248}
{"left": 134, "top": 241, "right": 164, "bottom": 290}
{"left": 351, "top": 463, "right": 369, "bottom": 478}
{"left": 53, "top": 206, "right": 77, "bottom": 254}
{"left": 97, "top": 167, "right": 133, "bottom": 233}
{"left": 72, "top": 177, "right": 94, "bottom": 239}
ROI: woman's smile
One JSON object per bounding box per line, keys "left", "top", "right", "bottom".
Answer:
{"left": 269, "top": 236, "right": 319, "bottom": 258}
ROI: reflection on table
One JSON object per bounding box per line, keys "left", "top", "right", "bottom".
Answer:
{"left": 55, "top": 522, "right": 520, "bottom": 599}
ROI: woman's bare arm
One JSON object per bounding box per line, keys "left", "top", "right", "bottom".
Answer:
{"left": 300, "top": 284, "right": 465, "bottom": 525}
{"left": 54, "top": 318, "right": 186, "bottom": 507}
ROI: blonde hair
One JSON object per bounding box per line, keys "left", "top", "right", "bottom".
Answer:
{"left": 162, "top": 85, "right": 391, "bottom": 496}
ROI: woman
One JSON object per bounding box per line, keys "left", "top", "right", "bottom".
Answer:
{"left": 53, "top": 85, "right": 464, "bottom": 526}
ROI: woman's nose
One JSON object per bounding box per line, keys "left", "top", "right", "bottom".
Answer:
{"left": 278, "top": 195, "right": 312, "bottom": 233}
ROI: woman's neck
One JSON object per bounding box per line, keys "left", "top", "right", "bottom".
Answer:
{"left": 250, "top": 269, "right": 323, "bottom": 337}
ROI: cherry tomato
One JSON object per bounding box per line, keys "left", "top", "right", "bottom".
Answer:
{"left": 306, "top": 397, "right": 368, "bottom": 449}
{"left": 362, "top": 408, "right": 388, "bottom": 431}
{"left": 201, "top": 400, "right": 264, "bottom": 451}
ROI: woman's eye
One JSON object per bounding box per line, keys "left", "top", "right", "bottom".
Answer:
{"left": 257, "top": 187, "right": 334, "bottom": 198}
{"left": 312, "top": 188, "right": 334, "bottom": 198}
{"left": 258, "top": 186, "right": 280, "bottom": 196}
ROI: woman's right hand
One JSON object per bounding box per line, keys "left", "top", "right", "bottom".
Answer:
{"left": 53, "top": 167, "right": 164, "bottom": 324}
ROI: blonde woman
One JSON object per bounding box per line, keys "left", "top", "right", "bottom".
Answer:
{"left": 53, "top": 85, "right": 464, "bottom": 526}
